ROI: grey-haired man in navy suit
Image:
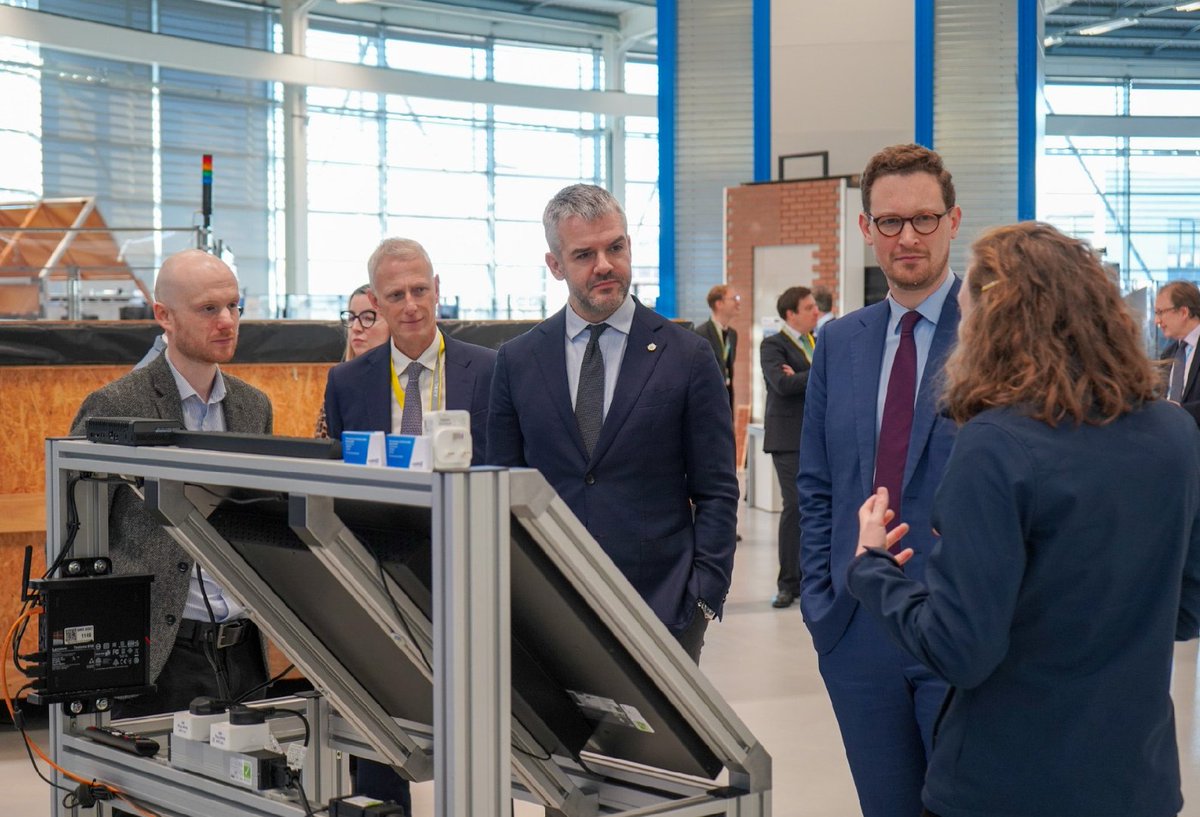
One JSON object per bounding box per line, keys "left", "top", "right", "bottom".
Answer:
{"left": 487, "top": 184, "right": 738, "bottom": 662}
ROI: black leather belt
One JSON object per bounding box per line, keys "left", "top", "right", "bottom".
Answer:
{"left": 175, "top": 618, "right": 254, "bottom": 650}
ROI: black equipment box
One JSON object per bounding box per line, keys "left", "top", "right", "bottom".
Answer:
{"left": 29, "top": 573, "right": 155, "bottom": 705}
{"left": 85, "top": 417, "right": 182, "bottom": 446}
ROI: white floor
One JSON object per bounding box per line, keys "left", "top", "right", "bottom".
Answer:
{"left": 7, "top": 501, "right": 1200, "bottom": 815}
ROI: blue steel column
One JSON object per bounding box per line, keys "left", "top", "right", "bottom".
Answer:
{"left": 657, "top": 0, "right": 677, "bottom": 317}
{"left": 915, "top": 0, "right": 934, "bottom": 148}
{"left": 1016, "top": 0, "right": 1040, "bottom": 221}
{"left": 753, "top": 0, "right": 770, "bottom": 182}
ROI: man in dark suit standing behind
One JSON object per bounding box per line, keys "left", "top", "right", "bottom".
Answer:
{"left": 695, "top": 284, "right": 741, "bottom": 411}
{"left": 71, "top": 249, "right": 273, "bottom": 719}
{"left": 323, "top": 238, "right": 496, "bottom": 464}
{"left": 760, "top": 285, "right": 820, "bottom": 610}
{"left": 1155, "top": 280, "right": 1200, "bottom": 426}
{"left": 488, "top": 184, "right": 738, "bottom": 661}
{"left": 798, "top": 144, "right": 962, "bottom": 817}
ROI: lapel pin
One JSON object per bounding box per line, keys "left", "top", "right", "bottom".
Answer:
{"left": 647, "top": 343, "right": 657, "bottom": 352}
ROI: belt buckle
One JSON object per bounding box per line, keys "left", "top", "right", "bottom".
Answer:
{"left": 214, "top": 620, "right": 246, "bottom": 650}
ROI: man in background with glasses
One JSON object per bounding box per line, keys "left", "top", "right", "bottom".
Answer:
{"left": 71, "top": 249, "right": 273, "bottom": 719}
{"left": 322, "top": 237, "right": 496, "bottom": 465}
{"left": 797, "top": 144, "right": 962, "bottom": 817}
{"left": 1155, "top": 281, "right": 1200, "bottom": 426}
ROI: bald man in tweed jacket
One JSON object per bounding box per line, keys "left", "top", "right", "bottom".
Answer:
{"left": 70, "top": 250, "right": 272, "bottom": 717}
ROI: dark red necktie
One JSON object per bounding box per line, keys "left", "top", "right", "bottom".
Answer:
{"left": 875, "top": 310, "right": 921, "bottom": 530}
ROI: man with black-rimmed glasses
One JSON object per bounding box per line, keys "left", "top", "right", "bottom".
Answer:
{"left": 798, "top": 144, "right": 963, "bottom": 817}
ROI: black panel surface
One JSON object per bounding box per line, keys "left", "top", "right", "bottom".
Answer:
{"left": 202, "top": 491, "right": 720, "bottom": 780}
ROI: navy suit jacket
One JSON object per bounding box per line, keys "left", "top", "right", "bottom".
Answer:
{"left": 759, "top": 330, "right": 811, "bottom": 454}
{"left": 798, "top": 278, "right": 961, "bottom": 654}
{"left": 1162, "top": 338, "right": 1200, "bottom": 427}
{"left": 848, "top": 403, "right": 1200, "bottom": 817}
{"left": 487, "top": 301, "right": 739, "bottom": 634}
{"left": 323, "top": 333, "right": 496, "bottom": 465}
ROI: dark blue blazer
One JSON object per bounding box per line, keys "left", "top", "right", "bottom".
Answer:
{"left": 798, "top": 278, "right": 961, "bottom": 654}
{"left": 848, "top": 403, "right": 1200, "bottom": 817}
{"left": 487, "top": 301, "right": 739, "bottom": 634}
{"left": 323, "top": 333, "right": 496, "bottom": 465}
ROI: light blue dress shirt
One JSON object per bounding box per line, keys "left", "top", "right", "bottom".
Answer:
{"left": 164, "top": 354, "right": 246, "bottom": 623}
{"left": 875, "top": 270, "right": 957, "bottom": 438}
{"left": 564, "top": 294, "right": 635, "bottom": 420}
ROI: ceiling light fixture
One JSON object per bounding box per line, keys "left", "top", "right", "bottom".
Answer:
{"left": 1175, "top": 2, "right": 1200, "bottom": 11}
{"left": 1043, "top": 34, "right": 1066, "bottom": 47}
{"left": 1076, "top": 17, "right": 1139, "bottom": 35}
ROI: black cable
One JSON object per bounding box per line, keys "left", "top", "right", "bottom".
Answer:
{"left": 263, "top": 708, "right": 310, "bottom": 747}
{"left": 235, "top": 663, "right": 296, "bottom": 703}
{"left": 512, "top": 743, "right": 553, "bottom": 762}
{"left": 8, "top": 686, "right": 71, "bottom": 795}
{"left": 196, "top": 563, "right": 233, "bottom": 701}
{"left": 289, "top": 772, "right": 317, "bottom": 817}
{"left": 374, "top": 554, "right": 433, "bottom": 675}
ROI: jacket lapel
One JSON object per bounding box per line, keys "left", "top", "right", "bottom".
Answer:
{"left": 531, "top": 309, "right": 590, "bottom": 461}
{"left": 148, "top": 355, "right": 186, "bottom": 424}
{"left": 1185, "top": 340, "right": 1200, "bottom": 402}
{"left": 903, "top": 276, "right": 961, "bottom": 488}
{"left": 586, "top": 302, "right": 665, "bottom": 466}
{"left": 442, "top": 335, "right": 474, "bottom": 413}
{"left": 850, "top": 303, "right": 889, "bottom": 498}
{"left": 363, "top": 344, "right": 393, "bottom": 432}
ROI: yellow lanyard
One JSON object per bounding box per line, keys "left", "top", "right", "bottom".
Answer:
{"left": 389, "top": 333, "right": 446, "bottom": 413}
{"left": 783, "top": 329, "right": 815, "bottom": 363}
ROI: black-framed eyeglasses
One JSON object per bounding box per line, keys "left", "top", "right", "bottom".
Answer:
{"left": 340, "top": 309, "right": 378, "bottom": 328}
{"left": 1154, "top": 305, "right": 1182, "bottom": 318}
{"left": 868, "top": 211, "right": 951, "bottom": 238}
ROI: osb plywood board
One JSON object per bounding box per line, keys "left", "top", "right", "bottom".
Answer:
{"left": 0, "top": 363, "right": 334, "bottom": 496}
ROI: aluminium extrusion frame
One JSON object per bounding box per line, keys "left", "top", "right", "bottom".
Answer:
{"left": 44, "top": 439, "right": 771, "bottom": 817}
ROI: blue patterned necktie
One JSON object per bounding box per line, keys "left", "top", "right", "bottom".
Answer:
{"left": 1170, "top": 341, "right": 1189, "bottom": 402}
{"left": 575, "top": 323, "right": 609, "bottom": 456}
{"left": 400, "top": 362, "right": 424, "bottom": 435}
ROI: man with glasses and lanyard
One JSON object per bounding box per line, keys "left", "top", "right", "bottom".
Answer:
{"left": 322, "top": 237, "right": 496, "bottom": 465}
{"left": 1155, "top": 280, "right": 1200, "bottom": 426}
{"left": 797, "top": 144, "right": 962, "bottom": 817}
{"left": 71, "top": 249, "right": 273, "bottom": 720}
{"left": 321, "top": 237, "right": 495, "bottom": 815}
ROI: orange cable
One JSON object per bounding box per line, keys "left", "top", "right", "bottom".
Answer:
{"left": 4, "top": 609, "right": 160, "bottom": 817}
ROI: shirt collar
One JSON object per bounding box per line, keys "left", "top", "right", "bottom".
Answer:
{"left": 565, "top": 293, "right": 635, "bottom": 340}
{"left": 779, "top": 323, "right": 804, "bottom": 343}
{"left": 391, "top": 328, "right": 442, "bottom": 372}
{"left": 887, "top": 269, "right": 957, "bottom": 328}
{"left": 1184, "top": 323, "right": 1200, "bottom": 350}
{"left": 163, "top": 352, "right": 226, "bottom": 405}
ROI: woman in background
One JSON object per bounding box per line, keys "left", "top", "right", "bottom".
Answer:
{"left": 849, "top": 221, "right": 1200, "bottom": 817}
{"left": 315, "top": 283, "right": 389, "bottom": 437}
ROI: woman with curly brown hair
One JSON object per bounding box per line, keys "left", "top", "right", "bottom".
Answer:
{"left": 848, "top": 221, "right": 1200, "bottom": 817}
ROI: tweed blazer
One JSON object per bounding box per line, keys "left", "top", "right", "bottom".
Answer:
{"left": 70, "top": 353, "right": 273, "bottom": 682}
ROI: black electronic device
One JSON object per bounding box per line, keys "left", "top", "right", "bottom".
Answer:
{"left": 172, "top": 430, "right": 341, "bottom": 460}
{"left": 26, "top": 573, "right": 156, "bottom": 711}
{"left": 85, "top": 417, "right": 182, "bottom": 446}
{"left": 84, "top": 725, "right": 160, "bottom": 757}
